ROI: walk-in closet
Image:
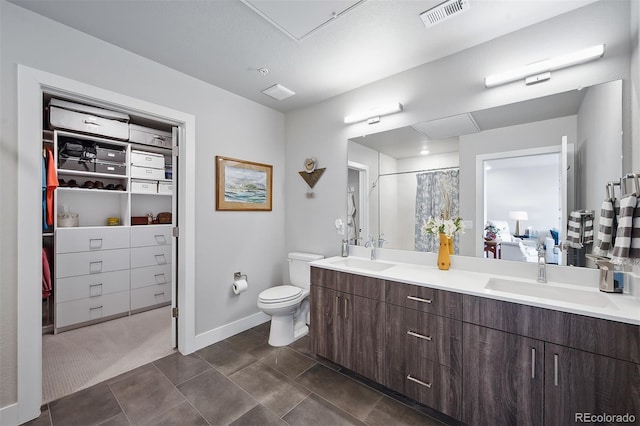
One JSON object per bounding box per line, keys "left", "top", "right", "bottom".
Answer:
{"left": 41, "top": 95, "right": 177, "bottom": 403}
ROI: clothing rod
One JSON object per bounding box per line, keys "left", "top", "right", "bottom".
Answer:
{"left": 379, "top": 166, "right": 459, "bottom": 177}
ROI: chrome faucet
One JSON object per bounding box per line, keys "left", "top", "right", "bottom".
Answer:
{"left": 364, "top": 235, "right": 376, "bottom": 260}
{"left": 537, "top": 242, "right": 547, "bottom": 283}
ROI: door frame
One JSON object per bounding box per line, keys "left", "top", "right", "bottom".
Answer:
{"left": 16, "top": 65, "right": 197, "bottom": 424}
{"left": 347, "top": 161, "right": 369, "bottom": 244}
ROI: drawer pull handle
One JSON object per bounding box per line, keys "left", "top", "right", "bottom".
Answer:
{"left": 407, "top": 375, "right": 432, "bottom": 388}
{"left": 154, "top": 292, "right": 165, "bottom": 297}
{"left": 89, "top": 305, "right": 103, "bottom": 311}
{"left": 335, "top": 296, "right": 340, "bottom": 317}
{"left": 554, "top": 354, "right": 559, "bottom": 386}
{"left": 154, "top": 234, "right": 167, "bottom": 244}
{"left": 83, "top": 119, "right": 101, "bottom": 126}
{"left": 89, "top": 238, "right": 103, "bottom": 249}
{"left": 89, "top": 283, "right": 103, "bottom": 288}
{"left": 531, "top": 348, "right": 536, "bottom": 378}
{"left": 154, "top": 273, "right": 167, "bottom": 284}
{"left": 89, "top": 283, "right": 103, "bottom": 297}
{"left": 89, "top": 261, "right": 103, "bottom": 273}
{"left": 155, "top": 254, "right": 167, "bottom": 264}
{"left": 344, "top": 298, "right": 348, "bottom": 319}
{"left": 153, "top": 136, "right": 166, "bottom": 142}
{"left": 407, "top": 330, "right": 432, "bottom": 341}
{"left": 407, "top": 295, "right": 432, "bottom": 304}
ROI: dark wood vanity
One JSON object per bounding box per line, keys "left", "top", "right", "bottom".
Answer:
{"left": 310, "top": 266, "right": 640, "bottom": 426}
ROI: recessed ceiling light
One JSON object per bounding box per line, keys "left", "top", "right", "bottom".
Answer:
{"left": 261, "top": 83, "right": 295, "bottom": 101}
{"left": 420, "top": 149, "right": 430, "bottom": 155}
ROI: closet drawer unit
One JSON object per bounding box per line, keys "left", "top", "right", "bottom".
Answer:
{"left": 130, "top": 264, "right": 172, "bottom": 290}
{"left": 131, "top": 150, "right": 165, "bottom": 169}
{"left": 56, "top": 248, "right": 130, "bottom": 279}
{"left": 96, "top": 146, "right": 126, "bottom": 163}
{"left": 49, "top": 105, "right": 129, "bottom": 140}
{"left": 131, "top": 165, "right": 165, "bottom": 180}
{"left": 95, "top": 160, "right": 127, "bottom": 176}
{"left": 130, "top": 245, "right": 172, "bottom": 269}
{"left": 56, "top": 290, "right": 130, "bottom": 329}
{"left": 131, "top": 179, "right": 157, "bottom": 194}
{"left": 130, "top": 225, "right": 172, "bottom": 248}
{"left": 56, "top": 227, "right": 130, "bottom": 253}
{"left": 131, "top": 282, "right": 171, "bottom": 311}
{"left": 56, "top": 269, "right": 130, "bottom": 303}
{"left": 129, "top": 125, "right": 172, "bottom": 150}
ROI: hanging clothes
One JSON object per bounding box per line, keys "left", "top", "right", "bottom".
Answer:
{"left": 42, "top": 247, "right": 52, "bottom": 298}
{"left": 45, "top": 147, "right": 59, "bottom": 226}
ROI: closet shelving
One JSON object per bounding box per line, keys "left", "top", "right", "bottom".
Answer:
{"left": 43, "top": 100, "right": 175, "bottom": 334}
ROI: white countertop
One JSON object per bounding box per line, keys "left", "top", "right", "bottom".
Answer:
{"left": 311, "top": 255, "right": 640, "bottom": 326}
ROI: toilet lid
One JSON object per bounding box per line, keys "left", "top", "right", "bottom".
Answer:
{"left": 259, "top": 285, "right": 303, "bottom": 303}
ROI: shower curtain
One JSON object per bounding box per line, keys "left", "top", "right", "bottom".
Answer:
{"left": 415, "top": 169, "right": 460, "bottom": 253}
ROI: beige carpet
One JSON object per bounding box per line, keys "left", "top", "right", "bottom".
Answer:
{"left": 43, "top": 306, "right": 175, "bottom": 403}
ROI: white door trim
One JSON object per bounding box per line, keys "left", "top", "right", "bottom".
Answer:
{"left": 16, "top": 65, "right": 197, "bottom": 425}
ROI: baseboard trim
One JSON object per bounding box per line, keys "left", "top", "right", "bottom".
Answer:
{"left": 0, "top": 402, "right": 18, "bottom": 426}
{"left": 194, "top": 312, "right": 270, "bottom": 351}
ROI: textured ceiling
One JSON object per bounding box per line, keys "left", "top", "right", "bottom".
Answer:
{"left": 10, "top": 0, "right": 597, "bottom": 112}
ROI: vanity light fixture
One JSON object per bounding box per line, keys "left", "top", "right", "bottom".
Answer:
{"left": 420, "top": 149, "right": 430, "bottom": 155}
{"left": 344, "top": 102, "right": 403, "bottom": 124}
{"left": 484, "top": 44, "right": 605, "bottom": 88}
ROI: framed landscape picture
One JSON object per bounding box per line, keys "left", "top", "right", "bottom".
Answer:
{"left": 216, "top": 156, "right": 273, "bottom": 211}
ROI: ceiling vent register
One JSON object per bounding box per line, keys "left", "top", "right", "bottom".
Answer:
{"left": 420, "top": 0, "right": 470, "bottom": 28}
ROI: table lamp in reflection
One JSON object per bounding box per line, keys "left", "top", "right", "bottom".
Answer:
{"left": 509, "top": 210, "right": 528, "bottom": 236}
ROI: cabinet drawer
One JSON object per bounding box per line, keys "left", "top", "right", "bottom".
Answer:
{"left": 310, "top": 267, "right": 385, "bottom": 301}
{"left": 131, "top": 283, "right": 171, "bottom": 311}
{"left": 56, "top": 227, "right": 130, "bottom": 253}
{"left": 50, "top": 105, "right": 129, "bottom": 140}
{"left": 56, "top": 248, "right": 130, "bottom": 278}
{"left": 131, "top": 179, "right": 157, "bottom": 194}
{"left": 386, "top": 281, "right": 461, "bottom": 319}
{"left": 386, "top": 304, "right": 461, "bottom": 369}
{"left": 131, "top": 150, "right": 165, "bottom": 169}
{"left": 130, "top": 225, "right": 172, "bottom": 248}
{"left": 131, "top": 165, "right": 165, "bottom": 180}
{"left": 56, "top": 290, "right": 130, "bottom": 328}
{"left": 403, "top": 358, "right": 461, "bottom": 420}
{"left": 131, "top": 264, "right": 172, "bottom": 289}
{"left": 130, "top": 245, "right": 172, "bottom": 269}
{"left": 56, "top": 269, "right": 130, "bottom": 303}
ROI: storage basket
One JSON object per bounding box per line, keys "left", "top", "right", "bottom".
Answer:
{"left": 57, "top": 212, "right": 79, "bottom": 227}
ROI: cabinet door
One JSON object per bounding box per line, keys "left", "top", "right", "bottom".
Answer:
{"left": 310, "top": 285, "right": 342, "bottom": 364}
{"left": 462, "top": 323, "right": 544, "bottom": 426}
{"left": 342, "top": 293, "right": 385, "bottom": 382}
{"left": 545, "top": 344, "right": 640, "bottom": 426}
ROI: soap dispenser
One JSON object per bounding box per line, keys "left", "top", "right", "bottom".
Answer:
{"left": 341, "top": 239, "right": 349, "bottom": 257}
{"left": 596, "top": 259, "right": 623, "bottom": 293}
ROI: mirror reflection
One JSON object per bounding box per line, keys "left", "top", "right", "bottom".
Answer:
{"left": 347, "top": 79, "right": 622, "bottom": 269}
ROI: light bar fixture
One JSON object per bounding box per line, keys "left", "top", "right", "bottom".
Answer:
{"left": 344, "top": 102, "right": 403, "bottom": 124}
{"left": 484, "top": 44, "right": 605, "bottom": 88}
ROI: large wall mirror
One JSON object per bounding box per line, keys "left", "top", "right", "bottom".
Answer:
{"left": 347, "top": 79, "right": 623, "bottom": 269}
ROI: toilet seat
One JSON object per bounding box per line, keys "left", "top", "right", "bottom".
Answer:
{"left": 258, "top": 285, "right": 303, "bottom": 304}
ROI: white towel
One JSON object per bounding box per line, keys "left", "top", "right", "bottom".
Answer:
{"left": 612, "top": 194, "right": 637, "bottom": 263}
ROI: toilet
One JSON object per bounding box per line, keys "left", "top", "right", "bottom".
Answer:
{"left": 257, "top": 252, "right": 324, "bottom": 347}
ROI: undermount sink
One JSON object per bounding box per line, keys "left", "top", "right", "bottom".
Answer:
{"left": 329, "top": 258, "right": 396, "bottom": 272}
{"left": 484, "top": 277, "right": 614, "bottom": 309}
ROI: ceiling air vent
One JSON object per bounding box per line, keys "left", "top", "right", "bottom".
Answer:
{"left": 420, "top": 0, "right": 470, "bottom": 28}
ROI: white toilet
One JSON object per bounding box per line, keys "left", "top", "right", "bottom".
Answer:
{"left": 257, "top": 252, "right": 324, "bottom": 347}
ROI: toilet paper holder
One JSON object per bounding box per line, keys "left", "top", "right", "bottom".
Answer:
{"left": 234, "top": 272, "right": 247, "bottom": 281}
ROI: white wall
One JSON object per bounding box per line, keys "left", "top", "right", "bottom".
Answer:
{"left": 285, "top": 0, "right": 632, "bottom": 260}
{"left": 1, "top": 0, "right": 285, "bottom": 409}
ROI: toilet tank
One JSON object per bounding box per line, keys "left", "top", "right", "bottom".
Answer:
{"left": 288, "top": 252, "right": 324, "bottom": 289}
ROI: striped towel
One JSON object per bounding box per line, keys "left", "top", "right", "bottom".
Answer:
{"left": 566, "top": 210, "right": 594, "bottom": 248}
{"left": 593, "top": 198, "right": 616, "bottom": 257}
{"left": 631, "top": 198, "right": 640, "bottom": 259}
{"left": 612, "top": 194, "right": 637, "bottom": 262}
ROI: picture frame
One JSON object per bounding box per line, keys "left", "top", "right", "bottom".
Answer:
{"left": 216, "top": 156, "right": 273, "bottom": 211}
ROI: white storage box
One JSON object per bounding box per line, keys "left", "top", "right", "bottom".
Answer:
{"left": 129, "top": 124, "right": 172, "bottom": 149}
{"left": 49, "top": 99, "right": 129, "bottom": 140}
{"left": 131, "top": 179, "right": 157, "bottom": 194}
{"left": 131, "top": 150, "right": 165, "bottom": 169}
{"left": 158, "top": 182, "right": 172, "bottom": 194}
{"left": 131, "top": 166, "right": 165, "bottom": 180}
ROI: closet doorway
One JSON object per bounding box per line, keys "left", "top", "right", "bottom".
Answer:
{"left": 17, "top": 65, "right": 196, "bottom": 424}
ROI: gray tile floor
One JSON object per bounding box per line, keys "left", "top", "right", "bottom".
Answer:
{"left": 27, "top": 323, "right": 449, "bottom": 426}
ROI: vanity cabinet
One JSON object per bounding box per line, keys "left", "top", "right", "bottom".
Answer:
{"left": 462, "top": 323, "right": 544, "bottom": 425}
{"left": 463, "top": 294, "right": 640, "bottom": 426}
{"left": 310, "top": 267, "right": 385, "bottom": 383}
